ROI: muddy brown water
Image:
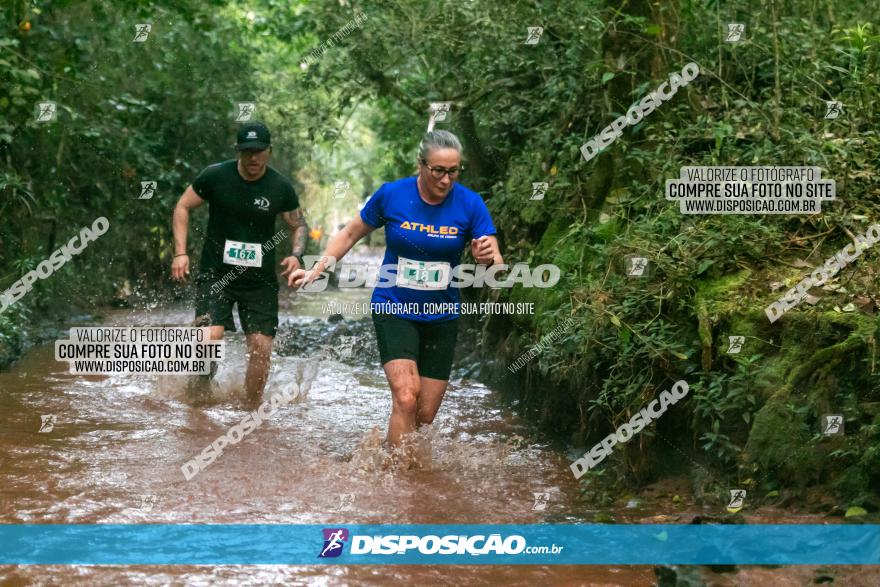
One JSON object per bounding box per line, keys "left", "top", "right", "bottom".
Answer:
{"left": 0, "top": 287, "right": 876, "bottom": 585}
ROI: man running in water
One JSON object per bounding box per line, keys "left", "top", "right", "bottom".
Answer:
{"left": 171, "top": 121, "right": 308, "bottom": 406}
{"left": 288, "top": 130, "right": 502, "bottom": 457}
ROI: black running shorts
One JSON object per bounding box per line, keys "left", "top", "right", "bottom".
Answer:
{"left": 194, "top": 271, "right": 279, "bottom": 337}
{"left": 371, "top": 313, "right": 459, "bottom": 380}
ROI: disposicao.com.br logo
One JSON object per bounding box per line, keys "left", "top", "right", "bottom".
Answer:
{"left": 317, "top": 528, "right": 563, "bottom": 558}
{"left": 319, "top": 528, "right": 349, "bottom": 558}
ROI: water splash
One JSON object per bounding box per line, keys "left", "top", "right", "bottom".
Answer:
{"left": 151, "top": 337, "right": 319, "bottom": 407}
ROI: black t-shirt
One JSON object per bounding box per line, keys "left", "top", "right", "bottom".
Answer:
{"left": 192, "top": 160, "right": 299, "bottom": 287}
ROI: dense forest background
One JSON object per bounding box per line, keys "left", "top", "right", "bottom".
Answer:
{"left": 2, "top": 0, "right": 879, "bottom": 510}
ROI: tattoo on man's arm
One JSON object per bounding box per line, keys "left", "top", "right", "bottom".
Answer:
{"left": 292, "top": 224, "right": 308, "bottom": 257}
{"left": 285, "top": 209, "right": 309, "bottom": 257}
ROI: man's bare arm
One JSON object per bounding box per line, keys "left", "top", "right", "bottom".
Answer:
{"left": 171, "top": 186, "right": 206, "bottom": 280}
{"left": 281, "top": 208, "right": 309, "bottom": 257}
{"left": 287, "top": 215, "right": 376, "bottom": 288}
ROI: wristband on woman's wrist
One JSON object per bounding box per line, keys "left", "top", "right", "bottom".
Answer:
{"left": 174, "top": 253, "right": 188, "bottom": 258}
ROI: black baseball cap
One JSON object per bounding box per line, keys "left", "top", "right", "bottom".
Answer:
{"left": 235, "top": 121, "right": 271, "bottom": 151}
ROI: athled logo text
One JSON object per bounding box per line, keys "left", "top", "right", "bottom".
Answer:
{"left": 400, "top": 221, "right": 459, "bottom": 236}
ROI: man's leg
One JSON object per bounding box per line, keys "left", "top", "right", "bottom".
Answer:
{"left": 205, "top": 325, "right": 225, "bottom": 342}
{"left": 383, "top": 358, "right": 421, "bottom": 446}
{"left": 193, "top": 271, "right": 235, "bottom": 347}
{"left": 244, "top": 333, "right": 273, "bottom": 406}
{"left": 237, "top": 282, "right": 279, "bottom": 407}
{"left": 191, "top": 272, "right": 235, "bottom": 403}
{"left": 185, "top": 324, "right": 226, "bottom": 403}
{"left": 204, "top": 324, "right": 225, "bottom": 376}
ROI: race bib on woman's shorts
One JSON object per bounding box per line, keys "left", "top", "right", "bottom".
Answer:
{"left": 223, "top": 239, "right": 262, "bottom": 268}
{"left": 396, "top": 256, "right": 451, "bottom": 290}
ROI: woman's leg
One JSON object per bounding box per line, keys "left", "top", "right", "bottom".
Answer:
{"left": 382, "top": 358, "right": 421, "bottom": 446}
{"left": 414, "top": 318, "right": 458, "bottom": 426}
{"left": 373, "top": 313, "right": 423, "bottom": 446}
{"left": 374, "top": 315, "right": 457, "bottom": 446}
{"left": 417, "top": 377, "right": 449, "bottom": 426}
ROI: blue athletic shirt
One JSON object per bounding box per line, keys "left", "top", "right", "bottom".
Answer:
{"left": 360, "top": 176, "right": 496, "bottom": 323}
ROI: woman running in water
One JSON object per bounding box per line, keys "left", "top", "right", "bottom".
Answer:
{"left": 289, "top": 130, "right": 502, "bottom": 452}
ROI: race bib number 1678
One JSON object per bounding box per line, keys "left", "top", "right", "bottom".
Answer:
{"left": 223, "top": 239, "right": 262, "bottom": 268}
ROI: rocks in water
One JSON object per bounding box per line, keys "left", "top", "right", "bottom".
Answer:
{"left": 655, "top": 565, "right": 712, "bottom": 586}
{"left": 686, "top": 513, "right": 746, "bottom": 525}
{"left": 111, "top": 279, "right": 133, "bottom": 308}
{"left": 275, "top": 316, "right": 379, "bottom": 366}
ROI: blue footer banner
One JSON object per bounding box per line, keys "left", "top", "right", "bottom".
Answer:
{"left": 1, "top": 524, "right": 878, "bottom": 565}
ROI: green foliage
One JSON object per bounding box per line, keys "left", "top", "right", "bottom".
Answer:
{"left": 0, "top": 0, "right": 255, "bottom": 318}
{"left": 1, "top": 0, "right": 879, "bottom": 503}
{"left": 691, "top": 355, "right": 765, "bottom": 466}
{"left": 188, "top": 0, "right": 880, "bottom": 507}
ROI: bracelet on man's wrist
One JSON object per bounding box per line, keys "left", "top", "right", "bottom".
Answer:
{"left": 174, "top": 253, "right": 188, "bottom": 258}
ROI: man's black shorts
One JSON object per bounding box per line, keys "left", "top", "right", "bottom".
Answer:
{"left": 194, "top": 271, "right": 279, "bottom": 337}
{"left": 371, "top": 313, "right": 459, "bottom": 380}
